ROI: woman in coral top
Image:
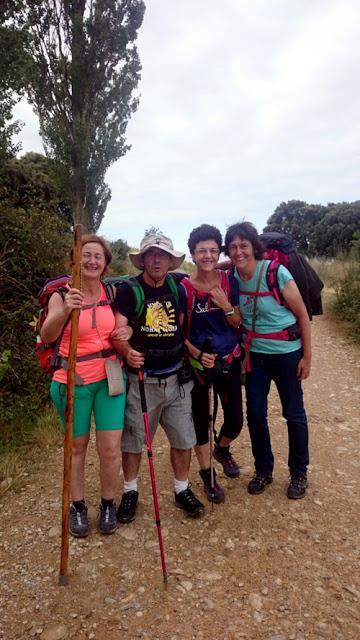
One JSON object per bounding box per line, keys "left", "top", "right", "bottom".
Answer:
{"left": 41, "top": 235, "right": 131, "bottom": 537}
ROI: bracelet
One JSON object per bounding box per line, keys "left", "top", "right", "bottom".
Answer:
{"left": 225, "top": 307, "right": 235, "bottom": 316}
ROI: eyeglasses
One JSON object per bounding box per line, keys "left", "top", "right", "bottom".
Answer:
{"left": 195, "top": 248, "right": 220, "bottom": 257}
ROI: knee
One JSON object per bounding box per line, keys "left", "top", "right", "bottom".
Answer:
{"left": 72, "top": 436, "right": 89, "bottom": 457}
{"left": 218, "top": 421, "right": 243, "bottom": 441}
{"left": 98, "top": 443, "right": 120, "bottom": 463}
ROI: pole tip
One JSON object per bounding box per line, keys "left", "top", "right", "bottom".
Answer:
{"left": 58, "top": 574, "right": 69, "bottom": 586}
{"left": 163, "top": 574, "right": 168, "bottom": 588}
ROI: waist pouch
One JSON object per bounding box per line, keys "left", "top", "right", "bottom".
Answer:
{"left": 105, "top": 358, "right": 124, "bottom": 396}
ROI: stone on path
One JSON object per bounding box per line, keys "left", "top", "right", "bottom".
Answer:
{"left": 248, "top": 593, "right": 263, "bottom": 610}
{"left": 40, "top": 624, "right": 68, "bottom": 640}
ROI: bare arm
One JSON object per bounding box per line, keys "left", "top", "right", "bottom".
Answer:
{"left": 111, "top": 311, "right": 144, "bottom": 369}
{"left": 40, "top": 288, "right": 83, "bottom": 343}
{"left": 282, "top": 280, "right": 311, "bottom": 380}
{"left": 111, "top": 311, "right": 133, "bottom": 342}
{"left": 184, "top": 338, "right": 217, "bottom": 369}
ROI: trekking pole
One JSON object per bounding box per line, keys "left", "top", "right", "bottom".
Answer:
{"left": 138, "top": 369, "right": 168, "bottom": 585}
{"left": 201, "top": 337, "right": 215, "bottom": 510}
{"left": 59, "top": 224, "right": 82, "bottom": 586}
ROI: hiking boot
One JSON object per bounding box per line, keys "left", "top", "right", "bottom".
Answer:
{"left": 287, "top": 473, "right": 307, "bottom": 500}
{"left": 69, "top": 503, "right": 89, "bottom": 538}
{"left": 213, "top": 444, "right": 240, "bottom": 478}
{"left": 175, "top": 485, "right": 205, "bottom": 518}
{"left": 116, "top": 490, "right": 139, "bottom": 524}
{"left": 247, "top": 474, "right": 273, "bottom": 495}
{"left": 99, "top": 501, "right": 117, "bottom": 535}
{"left": 199, "top": 468, "right": 225, "bottom": 504}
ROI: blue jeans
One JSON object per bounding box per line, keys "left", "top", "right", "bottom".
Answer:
{"left": 245, "top": 349, "right": 309, "bottom": 475}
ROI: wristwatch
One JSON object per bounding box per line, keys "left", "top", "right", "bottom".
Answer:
{"left": 225, "top": 307, "right": 235, "bottom": 316}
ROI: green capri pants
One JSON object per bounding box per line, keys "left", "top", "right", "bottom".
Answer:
{"left": 50, "top": 377, "right": 126, "bottom": 438}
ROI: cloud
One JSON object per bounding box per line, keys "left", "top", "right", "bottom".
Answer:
{"left": 12, "top": 0, "right": 360, "bottom": 253}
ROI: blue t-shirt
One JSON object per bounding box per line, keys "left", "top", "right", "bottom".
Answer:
{"left": 180, "top": 274, "right": 239, "bottom": 357}
{"left": 235, "top": 260, "right": 302, "bottom": 354}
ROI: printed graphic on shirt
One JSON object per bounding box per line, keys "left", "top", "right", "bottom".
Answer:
{"left": 141, "top": 300, "right": 177, "bottom": 335}
{"left": 194, "top": 297, "right": 216, "bottom": 314}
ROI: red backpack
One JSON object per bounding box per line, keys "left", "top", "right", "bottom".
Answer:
{"left": 35, "top": 275, "right": 115, "bottom": 376}
{"left": 260, "top": 232, "right": 324, "bottom": 320}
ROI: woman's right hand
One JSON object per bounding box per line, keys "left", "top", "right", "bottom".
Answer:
{"left": 200, "top": 352, "right": 217, "bottom": 369}
{"left": 63, "top": 288, "right": 84, "bottom": 312}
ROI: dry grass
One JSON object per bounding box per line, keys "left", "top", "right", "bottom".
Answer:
{"left": 29, "top": 405, "right": 63, "bottom": 448}
{"left": 0, "top": 450, "right": 26, "bottom": 496}
{"left": 309, "top": 257, "right": 352, "bottom": 288}
{"left": 0, "top": 406, "right": 62, "bottom": 496}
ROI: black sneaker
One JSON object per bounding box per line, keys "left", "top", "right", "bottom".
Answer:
{"left": 199, "top": 468, "right": 225, "bottom": 504}
{"left": 99, "top": 501, "right": 117, "bottom": 535}
{"left": 247, "top": 474, "right": 273, "bottom": 495}
{"left": 287, "top": 473, "right": 307, "bottom": 500}
{"left": 213, "top": 444, "right": 240, "bottom": 478}
{"left": 69, "top": 503, "right": 89, "bottom": 538}
{"left": 175, "top": 485, "right": 205, "bottom": 518}
{"left": 117, "top": 491, "right": 139, "bottom": 524}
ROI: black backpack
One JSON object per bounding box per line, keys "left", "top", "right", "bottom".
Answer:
{"left": 259, "top": 231, "right": 324, "bottom": 320}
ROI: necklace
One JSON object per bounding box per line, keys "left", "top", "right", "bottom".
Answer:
{"left": 83, "top": 283, "right": 102, "bottom": 303}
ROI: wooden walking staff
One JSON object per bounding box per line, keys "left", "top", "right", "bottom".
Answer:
{"left": 59, "top": 224, "right": 82, "bottom": 586}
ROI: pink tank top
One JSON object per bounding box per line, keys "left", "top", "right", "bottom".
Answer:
{"left": 53, "top": 284, "right": 116, "bottom": 385}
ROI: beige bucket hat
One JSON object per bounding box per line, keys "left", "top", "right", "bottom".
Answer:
{"left": 129, "top": 234, "right": 185, "bottom": 270}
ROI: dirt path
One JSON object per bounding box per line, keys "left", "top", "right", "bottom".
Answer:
{"left": 1, "top": 316, "right": 359, "bottom": 640}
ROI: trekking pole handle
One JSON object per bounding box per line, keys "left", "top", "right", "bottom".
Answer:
{"left": 138, "top": 369, "right": 147, "bottom": 413}
{"left": 199, "top": 337, "right": 213, "bottom": 363}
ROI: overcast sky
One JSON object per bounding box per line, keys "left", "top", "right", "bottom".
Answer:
{"left": 14, "top": 0, "right": 360, "bottom": 255}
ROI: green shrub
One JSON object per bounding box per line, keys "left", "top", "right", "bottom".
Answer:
{"left": 0, "top": 154, "right": 72, "bottom": 428}
{"left": 333, "top": 264, "right": 360, "bottom": 342}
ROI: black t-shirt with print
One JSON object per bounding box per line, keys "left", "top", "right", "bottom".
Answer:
{"left": 114, "top": 274, "right": 186, "bottom": 371}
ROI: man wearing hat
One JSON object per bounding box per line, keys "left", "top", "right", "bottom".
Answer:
{"left": 113, "top": 233, "right": 204, "bottom": 522}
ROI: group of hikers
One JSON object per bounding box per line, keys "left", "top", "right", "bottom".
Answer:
{"left": 41, "top": 221, "right": 311, "bottom": 538}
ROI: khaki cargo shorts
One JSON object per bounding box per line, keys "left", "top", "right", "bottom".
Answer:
{"left": 121, "top": 372, "right": 196, "bottom": 453}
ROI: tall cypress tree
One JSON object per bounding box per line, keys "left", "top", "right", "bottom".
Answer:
{"left": 8, "top": 0, "right": 145, "bottom": 231}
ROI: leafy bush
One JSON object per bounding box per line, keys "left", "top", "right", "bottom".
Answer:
{"left": 333, "top": 264, "right": 360, "bottom": 343}
{"left": 0, "top": 155, "right": 72, "bottom": 427}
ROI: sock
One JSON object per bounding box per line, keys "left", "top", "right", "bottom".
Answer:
{"left": 72, "top": 500, "right": 86, "bottom": 512}
{"left": 101, "top": 497, "right": 114, "bottom": 508}
{"left": 174, "top": 478, "right": 188, "bottom": 494}
{"left": 124, "top": 478, "right": 138, "bottom": 493}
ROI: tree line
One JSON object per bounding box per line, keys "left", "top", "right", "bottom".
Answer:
{"left": 265, "top": 200, "right": 360, "bottom": 257}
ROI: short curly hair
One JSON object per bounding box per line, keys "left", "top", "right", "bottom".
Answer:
{"left": 224, "top": 222, "right": 264, "bottom": 259}
{"left": 187, "top": 224, "right": 223, "bottom": 254}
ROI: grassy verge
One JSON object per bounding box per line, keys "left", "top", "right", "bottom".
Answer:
{"left": 310, "top": 257, "right": 360, "bottom": 344}
{"left": 0, "top": 405, "right": 62, "bottom": 497}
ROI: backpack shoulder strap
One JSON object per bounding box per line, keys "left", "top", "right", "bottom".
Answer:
{"left": 219, "top": 269, "right": 231, "bottom": 299}
{"left": 124, "top": 276, "right": 145, "bottom": 319}
{"left": 165, "top": 274, "right": 179, "bottom": 305}
{"left": 266, "top": 259, "right": 283, "bottom": 305}
{"left": 103, "top": 281, "right": 115, "bottom": 304}
{"left": 180, "top": 277, "right": 196, "bottom": 339}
